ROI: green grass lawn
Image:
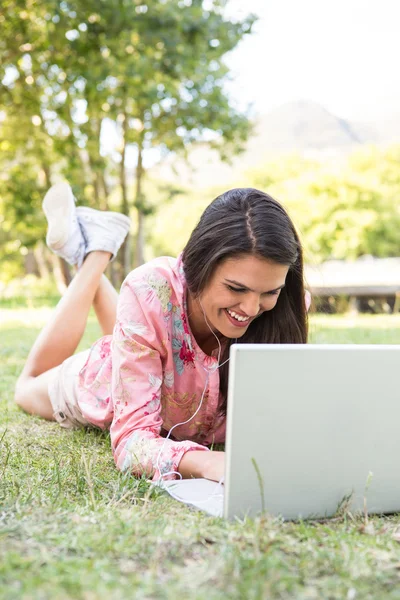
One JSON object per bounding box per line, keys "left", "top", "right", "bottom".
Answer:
{"left": 2, "top": 309, "right": 400, "bottom": 599}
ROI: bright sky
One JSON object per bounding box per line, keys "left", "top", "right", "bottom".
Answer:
{"left": 225, "top": 0, "right": 400, "bottom": 122}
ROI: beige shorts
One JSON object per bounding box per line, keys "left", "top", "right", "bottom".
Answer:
{"left": 48, "top": 350, "right": 91, "bottom": 429}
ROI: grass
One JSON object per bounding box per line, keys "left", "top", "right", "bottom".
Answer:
{"left": 2, "top": 308, "right": 400, "bottom": 599}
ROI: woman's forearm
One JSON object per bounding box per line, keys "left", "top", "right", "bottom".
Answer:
{"left": 178, "top": 450, "right": 225, "bottom": 482}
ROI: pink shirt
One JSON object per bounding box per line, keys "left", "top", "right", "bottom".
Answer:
{"left": 78, "top": 255, "right": 223, "bottom": 479}
{"left": 78, "top": 255, "right": 311, "bottom": 480}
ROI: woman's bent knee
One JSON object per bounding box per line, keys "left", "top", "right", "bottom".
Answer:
{"left": 14, "top": 372, "right": 55, "bottom": 421}
{"left": 14, "top": 375, "right": 28, "bottom": 410}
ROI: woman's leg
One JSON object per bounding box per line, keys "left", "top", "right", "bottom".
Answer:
{"left": 15, "top": 251, "right": 112, "bottom": 419}
{"left": 93, "top": 274, "right": 119, "bottom": 336}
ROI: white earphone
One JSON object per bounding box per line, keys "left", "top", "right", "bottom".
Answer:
{"left": 155, "top": 296, "right": 235, "bottom": 486}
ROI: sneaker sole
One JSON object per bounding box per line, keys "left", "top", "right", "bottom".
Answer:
{"left": 43, "top": 183, "right": 75, "bottom": 249}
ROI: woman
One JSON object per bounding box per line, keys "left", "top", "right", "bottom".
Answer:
{"left": 15, "top": 183, "right": 309, "bottom": 483}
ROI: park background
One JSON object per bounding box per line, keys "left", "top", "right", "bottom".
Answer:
{"left": 2, "top": 0, "right": 400, "bottom": 308}
{"left": 3, "top": 1, "right": 400, "bottom": 599}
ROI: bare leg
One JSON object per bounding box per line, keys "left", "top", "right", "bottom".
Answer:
{"left": 15, "top": 251, "right": 111, "bottom": 419}
{"left": 93, "top": 275, "right": 119, "bottom": 336}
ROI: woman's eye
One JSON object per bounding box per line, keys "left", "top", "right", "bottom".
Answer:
{"left": 228, "top": 285, "right": 246, "bottom": 293}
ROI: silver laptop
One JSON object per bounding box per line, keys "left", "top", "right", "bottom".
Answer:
{"left": 161, "top": 344, "right": 400, "bottom": 520}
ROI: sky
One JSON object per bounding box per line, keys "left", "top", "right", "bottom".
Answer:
{"left": 224, "top": 0, "right": 400, "bottom": 122}
{"left": 103, "top": 0, "right": 400, "bottom": 165}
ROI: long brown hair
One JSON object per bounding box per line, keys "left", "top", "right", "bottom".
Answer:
{"left": 182, "top": 188, "right": 308, "bottom": 413}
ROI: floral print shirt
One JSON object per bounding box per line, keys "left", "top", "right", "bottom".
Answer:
{"left": 78, "top": 255, "right": 224, "bottom": 480}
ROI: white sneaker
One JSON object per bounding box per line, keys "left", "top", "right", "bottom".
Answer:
{"left": 76, "top": 207, "right": 131, "bottom": 261}
{"left": 42, "top": 182, "right": 86, "bottom": 267}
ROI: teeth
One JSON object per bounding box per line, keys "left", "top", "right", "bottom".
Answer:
{"left": 227, "top": 309, "right": 249, "bottom": 322}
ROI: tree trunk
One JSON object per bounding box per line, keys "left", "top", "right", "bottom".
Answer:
{"left": 87, "top": 151, "right": 101, "bottom": 206}
{"left": 87, "top": 117, "right": 104, "bottom": 208}
{"left": 120, "top": 113, "right": 129, "bottom": 216}
{"left": 64, "top": 98, "right": 88, "bottom": 186}
{"left": 39, "top": 131, "right": 52, "bottom": 190}
{"left": 25, "top": 251, "right": 39, "bottom": 276}
{"left": 96, "top": 118, "right": 110, "bottom": 210}
{"left": 101, "top": 172, "right": 110, "bottom": 210}
{"left": 60, "top": 258, "right": 72, "bottom": 286}
{"left": 42, "top": 164, "right": 52, "bottom": 190}
{"left": 49, "top": 254, "right": 67, "bottom": 294}
{"left": 134, "top": 137, "right": 145, "bottom": 267}
{"left": 119, "top": 111, "right": 131, "bottom": 277}
{"left": 33, "top": 241, "right": 51, "bottom": 279}
{"left": 107, "top": 261, "right": 120, "bottom": 290}
{"left": 135, "top": 210, "right": 145, "bottom": 267}
{"left": 49, "top": 254, "right": 72, "bottom": 294}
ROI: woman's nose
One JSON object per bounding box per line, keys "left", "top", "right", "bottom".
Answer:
{"left": 240, "top": 295, "right": 260, "bottom": 317}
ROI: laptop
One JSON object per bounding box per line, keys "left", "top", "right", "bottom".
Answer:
{"left": 160, "top": 344, "right": 400, "bottom": 520}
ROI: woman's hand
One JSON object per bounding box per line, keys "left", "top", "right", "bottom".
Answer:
{"left": 178, "top": 450, "right": 225, "bottom": 482}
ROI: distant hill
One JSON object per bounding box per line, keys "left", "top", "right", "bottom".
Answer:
{"left": 249, "top": 100, "right": 364, "bottom": 151}
{"left": 150, "top": 100, "right": 400, "bottom": 189}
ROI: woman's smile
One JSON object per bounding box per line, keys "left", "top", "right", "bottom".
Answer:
{"left": 224, "top": 307, "right": 251, "bottom": 328}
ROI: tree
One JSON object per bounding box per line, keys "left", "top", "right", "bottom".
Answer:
{"left": 1, "top": 0, "right": 255, "bottom": 283}
{"left": 247, "top": 147, "right": 400, "bottom": 263}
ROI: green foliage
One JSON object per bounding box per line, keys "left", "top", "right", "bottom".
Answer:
{"left": 146, "top": 183, "right": 227, "bottom": 257}
{"left": 247, "top": 146, "right": 400, "bottom": 263}
{"left": 143, "top": 145, "right": 400, "bottom": 263}
{"left": 2, "top": 1, "right": 400, "bottom": 279}
{"left": 0, "top": 0, "right": 255, "bottom": 278}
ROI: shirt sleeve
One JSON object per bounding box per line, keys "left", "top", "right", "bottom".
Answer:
{"left": 109, "top": 274, "right": 208, "bottom": 481}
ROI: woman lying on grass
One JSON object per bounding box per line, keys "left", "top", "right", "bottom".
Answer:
{"left": 15, "top": 184, "right": 309, "bottom": 483}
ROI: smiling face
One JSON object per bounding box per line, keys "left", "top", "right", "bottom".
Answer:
{"left": 189, "top": 254, "right": 289, "bottom": 345}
